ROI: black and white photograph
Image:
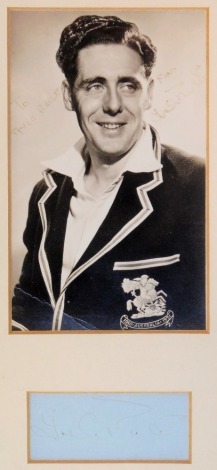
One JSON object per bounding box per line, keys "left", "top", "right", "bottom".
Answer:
{"left": 9, "top": 8, "right": 207, "bottom": 332}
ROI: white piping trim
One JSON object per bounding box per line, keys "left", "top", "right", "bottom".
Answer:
{"left": 12, "top": 320, "right": 29, "bottom": 331}
{"left": 52, "top": 292, "right": 65, "bottom": 331}
{"left": 38, "top": 171, "right": 57, "bottom": 309}
{"left": 113, "top": 254, "right": 181, "bottom": 271}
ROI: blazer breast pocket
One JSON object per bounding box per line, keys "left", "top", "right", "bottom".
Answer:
{"left": 113, "top": 254, "right": 180, "bottom": 271}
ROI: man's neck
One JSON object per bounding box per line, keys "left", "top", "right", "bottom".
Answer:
{"left": 83, "top": 152, "right": 130, "bottom": 197}
{"left": 83, "top": 134, "right": 143, "bottom": 197}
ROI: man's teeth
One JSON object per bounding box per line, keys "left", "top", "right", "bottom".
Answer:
{"left": 99, "top": 123, "right": 123, "bottom": 129}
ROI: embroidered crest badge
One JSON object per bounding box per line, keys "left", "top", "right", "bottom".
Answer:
{"left": 120, "top": 274, "right": 174, "bottom": 330}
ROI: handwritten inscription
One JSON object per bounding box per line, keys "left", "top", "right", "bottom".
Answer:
{"left": 151, "top": 64, "right": 205, "bottom": 122}
{"left": 10, "top": 87, "right": 61, "bottom": 136}
{"left": 29, "top": 394, "right": 189, "bottom": 461}
{"left": 11, "top": 64, "right": 205, "bottom": 138}
{"left": 31, "top": 397, "right": 185, "bottom": 442}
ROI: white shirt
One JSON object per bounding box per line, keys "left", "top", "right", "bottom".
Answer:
{"left": 42, "top": 125, "right": 162, "bottom": 289}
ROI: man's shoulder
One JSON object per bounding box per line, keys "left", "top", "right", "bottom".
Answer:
{"left": 161, "top": 143, "right": 205, "bottom": 182}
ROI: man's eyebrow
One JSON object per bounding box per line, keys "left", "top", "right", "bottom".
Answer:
{"left": 77, "top": 77, "right": 106, "bottom": 88}
{"left": 118, "top": 76, "right": 142, "bottom": 86}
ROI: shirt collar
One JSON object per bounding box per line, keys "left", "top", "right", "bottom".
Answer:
{"left": 41, "top": 124, "right": 162, "bottom": 180}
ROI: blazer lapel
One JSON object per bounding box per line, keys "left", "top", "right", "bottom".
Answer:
{"left": 38, "top": 171, "right": 74, "bottom": 303}
{"left": 74, "top": 171, "right": 152, "bottom": 268}
{"left": 62, "top": 168, "right": 163, "bottom": 291}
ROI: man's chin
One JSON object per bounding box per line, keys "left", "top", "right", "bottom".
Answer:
{"left": 91, "top": 138, "right": 137, "bottom": 160}
{"left": 95, "top": 148, "right": 131, "bottom": 163}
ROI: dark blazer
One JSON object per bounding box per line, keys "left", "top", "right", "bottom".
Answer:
{"left": 12, "top": 142, "right": 205, "bottom": 331}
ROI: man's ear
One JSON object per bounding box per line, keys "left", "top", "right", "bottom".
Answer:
{"left": 62, "top": 79, "right": 75, "bottom": 111}
{"left": 144, "top": 78, "right": 154, "bottom": 110}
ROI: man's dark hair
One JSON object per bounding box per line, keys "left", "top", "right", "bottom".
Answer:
{"left": 56, "top": 15, "right": 157, "bottom": 88}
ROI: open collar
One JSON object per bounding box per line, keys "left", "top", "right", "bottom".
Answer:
{"left": 41, "top": 125, "right": 162, "bottom": 181}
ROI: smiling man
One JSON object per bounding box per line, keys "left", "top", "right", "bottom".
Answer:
{"left": 12, "top": 15, "right": 205, "bottom": 331}
{"left": 72, "top": 44, "right": 153, "bottom": 165}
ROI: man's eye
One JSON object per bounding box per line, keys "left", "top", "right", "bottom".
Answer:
{"left": 87, "top": 84, "right": 103, "bottom": 92}
{"left": 120, "top": 83, "right": 137, "bottom": 93}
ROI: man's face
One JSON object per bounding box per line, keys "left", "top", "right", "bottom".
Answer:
{"left": 72, "top": 44, "right": 153, "bottom": 162}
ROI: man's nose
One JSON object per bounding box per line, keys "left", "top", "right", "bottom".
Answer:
{"left": 103, "top": 87, "right": 123, "bottom": 115}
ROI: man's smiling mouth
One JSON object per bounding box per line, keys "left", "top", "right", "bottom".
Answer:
{"left": 97, "top": 123, "right": 126, "bottom": 129}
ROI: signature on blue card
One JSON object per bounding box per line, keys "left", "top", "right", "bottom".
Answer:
{"left": 29, "top": 393, "right": 189, "bottom": 460}
{"left": 31, "top": 394, "right": 187, "bottom": 442}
